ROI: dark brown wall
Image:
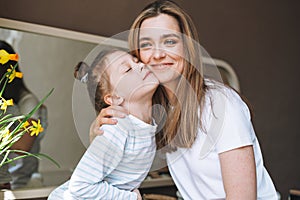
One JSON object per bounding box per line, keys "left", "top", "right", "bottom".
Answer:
{"left": 2, "top": 0, "right": 300, "bottom": 198}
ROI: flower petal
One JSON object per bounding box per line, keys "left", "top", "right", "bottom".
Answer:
{"left": 0, "top": 49, "right": 10, "bottom": 64}
{"left": 9, "top": 54, "right": 18, "bottom": 62}
{"left": 0, "top": 50, "right": 18, "bottom": 64}
{"left": 16, "top": 72, "right": 23, "bottom": 78}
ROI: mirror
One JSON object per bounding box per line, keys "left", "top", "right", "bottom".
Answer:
{"left": 0, "top": 17, "right": 239, "bottom": 189}
{"left": 0, "top": 18, "right": 129, "bottom": 187}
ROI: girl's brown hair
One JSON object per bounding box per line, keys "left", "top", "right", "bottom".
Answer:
{"left": 128, "top": 0, "right": 207, "bottom": 150}
{"left": 74, "top": 48, "right": 118, "bottom": 114}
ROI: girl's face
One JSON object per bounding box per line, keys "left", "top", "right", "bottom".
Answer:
{"left": 139, "top": 14, "right": 184, "bottom": 86}
{"left": 106, "top": 51, "right": 159, "bottom": 101}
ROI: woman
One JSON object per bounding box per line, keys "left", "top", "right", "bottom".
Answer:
{"left": 92, "top": 0, "right": 278, "bottom": 199}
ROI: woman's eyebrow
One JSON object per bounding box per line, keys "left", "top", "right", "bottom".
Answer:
{"left": 139, "top": 37, "right": 151, "bottom": 42}
{"left": 140, "top": 34, "right": 180, "bottom": 41}
{"left": 162, "top": 33, "right": 180, "bottom": 39}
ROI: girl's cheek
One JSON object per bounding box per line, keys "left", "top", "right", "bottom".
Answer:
{"left": 140, "top": 52, "right": 150, "bottom": 64}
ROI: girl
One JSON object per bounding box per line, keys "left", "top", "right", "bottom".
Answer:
{"left": 49, "top": 49, "right": 159, "bottom": 200}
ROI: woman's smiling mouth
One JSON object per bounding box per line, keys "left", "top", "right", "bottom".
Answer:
{"left": 150, "top": 62, "right": 173, "bottom": 69}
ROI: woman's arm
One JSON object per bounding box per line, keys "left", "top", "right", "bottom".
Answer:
{"left": 90, "top": 105, "right": 128, "bottom": 143}
{"left": 219, "top": 145, "right": 257, "bottom": 200}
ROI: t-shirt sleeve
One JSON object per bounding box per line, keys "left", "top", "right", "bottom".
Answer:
{"left": 67, "top": 125, "right": 137, "bottom": 200}
{"left": 215, "top": 89, "right": 255, "bottom": 154}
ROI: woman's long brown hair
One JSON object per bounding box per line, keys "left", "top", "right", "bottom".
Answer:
{"left": 128, "top": 0, "right": 208, "bottom": 151}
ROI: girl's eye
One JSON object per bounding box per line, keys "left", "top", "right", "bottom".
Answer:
{"left": 125, "top": 67, "right": 132, "bottom": 73}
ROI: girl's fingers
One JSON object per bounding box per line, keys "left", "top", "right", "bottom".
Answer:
{"left": 99, "top": 106, "right": 127, "bottom": 118}
{"left": 98, "top": 117, "right": 118, "bottom": 126}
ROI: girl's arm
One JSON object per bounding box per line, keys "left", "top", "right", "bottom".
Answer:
{"left": 68, "top": 128, "right": 138, "bottom": 200}
{"left": 219, "top": 145, "right": 257, "bottom": 200}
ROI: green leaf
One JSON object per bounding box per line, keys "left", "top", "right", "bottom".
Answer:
{"left": 0, "top": 88, "right": 58, "bottom": 168}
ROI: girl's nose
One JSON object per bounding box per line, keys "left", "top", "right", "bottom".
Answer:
{"left": 137, "top": 62, "right": 145, "bottom": 72}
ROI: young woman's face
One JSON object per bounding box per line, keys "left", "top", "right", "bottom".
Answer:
{"left": 106, "top": 51, "right": 159, "bottom": 101}
{"left": 139, "top": 14, "right": 184, "bottom": 86}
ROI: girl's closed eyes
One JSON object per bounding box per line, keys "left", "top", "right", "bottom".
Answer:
{"left": 125, "top": 67, "right": 132, "bottom": 73}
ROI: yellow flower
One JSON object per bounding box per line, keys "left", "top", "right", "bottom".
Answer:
{"left": 0, "top": 130, "right": 11, "bottom": 142}
{"left": 0, "top": 97, "right": 14, "bottom": 113}
{"left": 7, "top": 65, "right": 23, "bottom": 83}
{"left": 29, "top": 119, "right": 44, "bottom": 136}
{"left": 0, "top": 49, "right": 18, "bottom": 65}
{"left": 22, "top": 121, "right": 30, "bottom": 129}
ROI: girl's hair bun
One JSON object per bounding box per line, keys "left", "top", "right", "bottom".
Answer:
{"left": 74, "top": 61, "right": 89, "bottom": 83}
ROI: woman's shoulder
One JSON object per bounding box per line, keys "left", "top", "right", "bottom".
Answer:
{"left": 204, "top": 79, "right": 250, "bottom": 119}
{"left": 205, "top": 79, "right": 242, "bottom": 103}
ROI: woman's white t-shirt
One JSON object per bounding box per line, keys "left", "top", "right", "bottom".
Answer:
{"left": 166, "top": 82, "right": 277, "bottom": 200}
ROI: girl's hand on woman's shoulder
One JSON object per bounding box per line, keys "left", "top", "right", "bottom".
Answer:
{"left": 89, "top": 105, "right": 128, "bottom": 143}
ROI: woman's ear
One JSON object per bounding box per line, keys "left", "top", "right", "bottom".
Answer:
{"left": 104, "top": 94, "right": 124, "bottom": 106}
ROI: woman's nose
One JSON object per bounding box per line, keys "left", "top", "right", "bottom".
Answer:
{"left": 153, "top": 48, "right": 166, "bottom": 59}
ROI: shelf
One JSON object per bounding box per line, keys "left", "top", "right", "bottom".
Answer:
{"left": 140, "top": 176, "right": 175, "bottom": 188}
{"left": 0, "top": 186, "right": 55, "bottom": 200}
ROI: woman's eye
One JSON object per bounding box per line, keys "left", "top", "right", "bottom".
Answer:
{"left": 140, "top": 42, "right": 152, "bottom": 49}
{"left": 164, "top": 39, "right": 177, "bottom": 46}
{"left": 125, "top": 67, "right": 132, "bottom": 73}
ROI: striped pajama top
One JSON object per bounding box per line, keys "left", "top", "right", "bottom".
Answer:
{"left": 49, "top": 114, "right": 157, "bottom": 200}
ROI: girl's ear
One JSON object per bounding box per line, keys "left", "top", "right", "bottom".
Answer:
{"left": 104, "top": 94, "right": 124, "bottom": 106}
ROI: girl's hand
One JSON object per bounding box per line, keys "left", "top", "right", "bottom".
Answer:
{"left": 133, "top": 189, "right": 142, "bottom": 200}
{"left": 89, "top": 105, "right": 128, "bottom": 143}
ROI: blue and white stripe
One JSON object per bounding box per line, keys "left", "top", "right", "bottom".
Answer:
{"left": 49, "top": 115, "right": 157, "bottom": 199}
